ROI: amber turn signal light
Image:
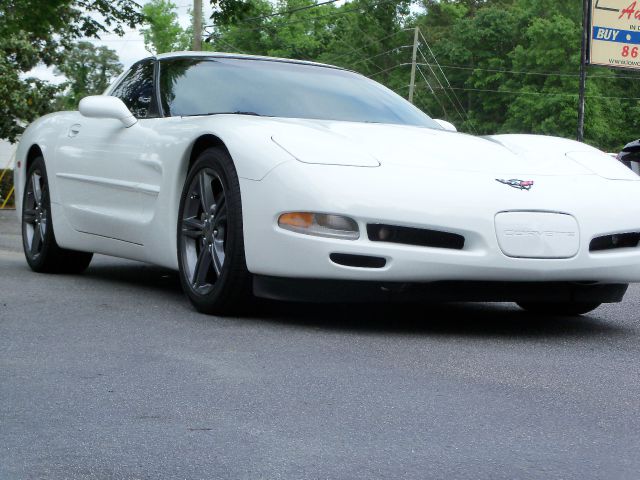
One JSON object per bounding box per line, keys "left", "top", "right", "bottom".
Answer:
{"left": 278, "top": 212, "right": 359, "bottom": 240}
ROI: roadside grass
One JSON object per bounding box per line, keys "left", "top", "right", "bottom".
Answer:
{"left": 0, "top": 170, "right": 15, "bottom": 208}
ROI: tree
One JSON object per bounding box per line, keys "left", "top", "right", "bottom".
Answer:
{"left": 0, "top": 0, "right": 142, "bottom": 142}
{"left": 207, "top": 0, "right": 273, "bottom": 54}
{"left": 141, "top": 0, "right": 191, "bottom": 54}
{"left": 54, "top": 42, "right": 123, "bottom": 110}
{"left": 413, "top": 0, "right": 640, "bottom": 150}
{"left": 319, "top": 0, "right": 412, "bottom": 87}
{"left": 0, "top": 35, "right": 60, "bottom": 143}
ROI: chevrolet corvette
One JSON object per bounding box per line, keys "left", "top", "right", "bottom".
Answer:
{"left": 14, "top": 52, "right": 640, "bottom": 315}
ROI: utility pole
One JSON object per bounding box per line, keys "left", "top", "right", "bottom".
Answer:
{"left": 577, "top": 0, "right": 590, "bottom": 142}
{"left": 193, "top": 0, "right": 203, "bottom": 51}
{"left": 408, "top": 26, "right": 419, "bottom": 104}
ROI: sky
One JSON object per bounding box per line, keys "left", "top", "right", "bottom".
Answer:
{"left": 29, "top": 0, "right": 214, "bottom": 84}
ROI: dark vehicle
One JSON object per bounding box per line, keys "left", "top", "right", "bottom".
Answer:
{"left": 617, "top": 139, "right": 640, "bottom": 175}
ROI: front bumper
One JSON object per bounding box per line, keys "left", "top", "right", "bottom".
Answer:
{"left": 240, "top": 161, "right": 640, "bottom": 284}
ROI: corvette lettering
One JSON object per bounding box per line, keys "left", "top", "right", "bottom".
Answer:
{"left": 503, "top": 230, "right": 577, "bottom": 238}
{"left": 496, "top": 179, "right": 534, "bottom": 190}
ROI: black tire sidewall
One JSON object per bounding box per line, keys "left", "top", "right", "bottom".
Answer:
{"left": 177, "top": 148, "right": 249, "bottom": 312}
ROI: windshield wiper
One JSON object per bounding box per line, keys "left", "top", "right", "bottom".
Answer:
{"left": 188, "top": 111, "right": 263, "bottom": 117}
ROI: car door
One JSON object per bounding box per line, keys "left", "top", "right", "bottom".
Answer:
{"left": 55, "top": 59, "right": 163, "bottom": 246}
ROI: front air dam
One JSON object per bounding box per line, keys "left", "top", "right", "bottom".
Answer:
{"left": 252, "top": 276, "right": 628, "bottom": 304}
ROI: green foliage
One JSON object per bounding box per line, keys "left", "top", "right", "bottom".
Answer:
{"left": 414, "top": 0, "right": 640, "bottom": 150}
{"left": 142, "top": 0, "right": 192, "bottom": 54}
{"left": 55, "top": 42, "right": 123, "bottom": 110}
{"left": 0, "top": 33, "right": 60, "bottom": 142}
{"left": 0, "top": 0, "right": 142, "bottom": 142}
{"left": 211, "top": 0, "right": 269, "bottom": 24}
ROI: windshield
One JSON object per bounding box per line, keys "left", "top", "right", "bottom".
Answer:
{"left": 158, "top": 57, "right": 441, "bottom": 128}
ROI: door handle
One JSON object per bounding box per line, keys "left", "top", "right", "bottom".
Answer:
{"left": 68, "top": 124, "right": 81, "bottom": 138}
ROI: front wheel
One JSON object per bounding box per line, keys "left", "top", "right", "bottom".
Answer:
{"left": 177, "top": 147, "right": 252, "bottom": 315}
{"left": 22, "top": 157, "right": 93, "bottom": 274}
{"left": 516, "top": 302, "right": 601, "bottom": 316}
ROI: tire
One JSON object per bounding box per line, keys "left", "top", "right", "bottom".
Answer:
{"left": 22, "top": 156, "right": 93, "bottom": 274}
{"left": 516, "top": 301, "right": 601, "bottom": 316}
{"left": 177, "top": 147, "right": 252, "bottom": 315}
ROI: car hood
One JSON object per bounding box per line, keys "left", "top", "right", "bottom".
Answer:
{"left": 268, "top": 118, "right": 636, "bottom": 179}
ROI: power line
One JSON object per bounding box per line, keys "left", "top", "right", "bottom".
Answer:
{"left": 418, "top": 63, "right": 640, "bottom": 80}
{"left": 587, "top": 93, "right": 640, "bottom": 100}
{"left": 418, "top": 30, "right": 477, "bottom": 134}
{"left": 94, "top": 38, "right": 144, "bottom": 42}
{"left": 416, "top": 66, "right": 449, "bottom": 120}
{"left": 426, "top": 85, "right": 640, "bottom": 101}
{"left": 340, "top": 16, "right": 411, "bottom": 55}
{"left": 210, "top": 36, "right": 247, "bottom": 54}
{"left": 205, "top": 0, "right": 399, "bottom": 33}
{"left": 242, "top": 0, "right": 342, "bottom": 23}
{"left": 437, "top": 86, "right": 577, "bottom": 97}
{"left": 324, "top": 29, "right": 412, "bottom": 65}
{"left": 207, "top": 20, "right": 409, "bottom": 74}
{"left": 349, "top": 45, "right": 412, "bottom": 69}
{"left": 416, "top": 48, "right": 466, "bottom": 127}
{"left": 367, "top": 62, "right": 412, "bottom": 78}
{"left": 340, "top": 40, "right": 386, "bottom": 72}
{"left": 417, "top": 62, "right": 459, "bottom": 120}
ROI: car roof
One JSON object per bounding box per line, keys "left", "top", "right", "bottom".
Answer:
{"left": 153, "top": 51, "right": 343, "bottom": 70}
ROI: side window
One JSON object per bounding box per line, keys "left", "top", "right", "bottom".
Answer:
{"left": 159, "top": 58, "right": 203, "bottom": 116}
{"left": 111, "top": 61, "right": 157, "bottom": 119}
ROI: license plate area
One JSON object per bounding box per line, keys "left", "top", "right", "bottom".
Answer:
{"left": 495, "top": 211, "right": 580, "bottom": 259}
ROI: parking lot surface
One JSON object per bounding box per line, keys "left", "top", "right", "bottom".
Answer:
{"left": 1, "top": 210, "right": 640, "bottom": 479}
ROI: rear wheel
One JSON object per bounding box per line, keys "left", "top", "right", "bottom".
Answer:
{"left": 516, "top": 301, "right": 601, "bottom": 316}
{"left": 177, "top": 147, "right": 252, "bottom": 315}
{"left": 22, "top": 157, "right": 93, "bottom": 273}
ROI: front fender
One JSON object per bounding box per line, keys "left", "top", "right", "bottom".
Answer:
{"left": 175, "top": 116, "right": 299, "bottom": 181}
{"left": 14, "top": 113, "right": 72, "bottom": 219}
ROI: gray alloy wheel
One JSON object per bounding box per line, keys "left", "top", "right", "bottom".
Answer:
{"left": 22, "top": 168, "right": 48, "bottom": 261}
{"left": 22, "top": 156, "right": 93, "bottom": 274}
{"left": 180, "top": 168, "right": 228, "bottom": 295}
{"left": 177, "top": 147, "right": 252, "bottom": 315}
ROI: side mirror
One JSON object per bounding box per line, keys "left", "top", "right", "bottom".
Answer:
{"left": 617, "top": 145, "right": 640, "bottom": 175}
{"left": 434, "top": 119, "right": 457, "bottom": 132}
{"left": 622, "top": 139, "right": 640, "bottom": 153}
{"left": 79, "top": 95, "right": 137, "bottom": 127}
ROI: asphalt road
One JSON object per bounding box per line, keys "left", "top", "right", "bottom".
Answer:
{"left": 1, "top": 210, "right": 640, "bottom": 479}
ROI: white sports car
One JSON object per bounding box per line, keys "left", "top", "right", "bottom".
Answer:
{"left": 14, "top": 52, "right": 640, "bottom": 315}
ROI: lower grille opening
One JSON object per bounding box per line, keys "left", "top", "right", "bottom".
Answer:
{"left": 367, "top": 224, "right": 465, "bottom": 250}
{"left": 590, "top": 232, "right": 640, "bottom": 252}
{"left": 330, "top": 253, "right": 386, "bottom": 269}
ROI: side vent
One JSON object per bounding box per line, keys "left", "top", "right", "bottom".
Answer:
{"left": 329, "top": 253, "right": 386, "bottom": 269}
{"left": 590, "top": 232, "right": 640, "bottom": 252}
{"left": 367, "top": 224, "right": 465, "bottom": 250}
